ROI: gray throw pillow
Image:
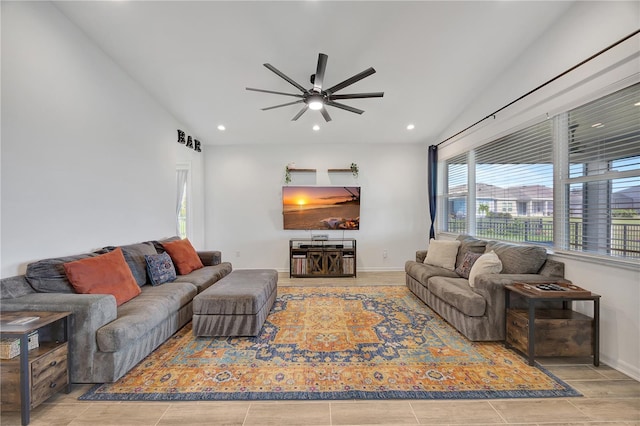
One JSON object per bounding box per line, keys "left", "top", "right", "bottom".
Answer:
{"left": 26, "top": 253, "right": 98, "bottom": 293}
{"left": 104, "top": 242, "right": 157, "bottom": 287}
{"left": 485, "top": 241, "right": 547, "bottom": 274}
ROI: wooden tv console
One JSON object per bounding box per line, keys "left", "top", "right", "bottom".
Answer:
{"left": 289, "top": 238, "right": 356, "bottom": 278}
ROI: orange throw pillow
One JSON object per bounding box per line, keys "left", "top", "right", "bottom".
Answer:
{"left": 63, "top": 247, "right": 141, "bottom": 306}
{"left": 161, "top": 238, "right": 204, "bottom": 275}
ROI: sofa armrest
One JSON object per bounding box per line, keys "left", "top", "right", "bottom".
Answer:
{"left": 198, "top": 251, "right": 222, "bottom": 266}
{"left": 1, "top": 293, "right": 117, "bottom": 383}
{"left": 416, "top": 250, "right": 427, "bottom": 263}
{"left": 472, "top": 273, "right": 569, "bottom": 339}
{"left": 538, "top": 258, "right": 565, "bottom": 278}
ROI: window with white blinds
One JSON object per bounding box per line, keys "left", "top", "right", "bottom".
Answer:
{"left": 440, "top": 82, "right": 640, "bottom": 261}
{"left": 564, "top": 83, "right": 640, "bottom": 258}
{"left": 443, "top": 121, "right": 554, "bottom": 243}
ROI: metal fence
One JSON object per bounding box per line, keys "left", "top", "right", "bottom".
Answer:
{"left": 447, "top": 218, "right": 640, "bottom": 259}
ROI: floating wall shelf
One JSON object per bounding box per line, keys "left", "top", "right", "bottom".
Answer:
{"left": 288, "top": 168, "right": 316, "bottom": 173}
{"left": 327, "top": 168, "right": 352, "bottom": 173}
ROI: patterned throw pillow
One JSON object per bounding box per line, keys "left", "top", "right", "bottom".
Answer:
{"left": 455, "top": 251, "right": 482, "bottom": 279}
{"left": 144, "top": 252, "right": 177, "bottom": 286}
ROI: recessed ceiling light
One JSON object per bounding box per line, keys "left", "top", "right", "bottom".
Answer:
{"left": 217, "top": 125, "right": 226, "bottom": 131}
{"left": 312, "top": 125, "right": 320, "bottom": 131}
{"left": 406, "top": 124, "right": 415, "bottom": 130}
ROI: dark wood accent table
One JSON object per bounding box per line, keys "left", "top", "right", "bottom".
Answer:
{"left": 0, "top": 311, "right": 71, "bottom": 426}
{"left": 504, "top": 283, "right": 600, "bottom": 366}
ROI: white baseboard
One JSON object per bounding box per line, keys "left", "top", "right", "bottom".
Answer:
{"left": 600, "top": 354, "right": 640, "bottom": 382}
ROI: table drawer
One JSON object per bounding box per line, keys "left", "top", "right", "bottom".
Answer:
{"left": 31, "top": 367, "right": 67, "bottom": 408}
{"left": 31, "top": 343, "right": 68, "bottom": 407}
{"left": 31, "top": 343, "right": 67, "bottom": 386}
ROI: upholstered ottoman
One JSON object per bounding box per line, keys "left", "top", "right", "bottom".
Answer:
{"left": 192, "top": 269, "right": 278, "bottom": 337}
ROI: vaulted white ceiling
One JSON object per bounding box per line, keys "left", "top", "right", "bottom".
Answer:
{"left": 53, "top": 1, "right": 574, "bottom": 146}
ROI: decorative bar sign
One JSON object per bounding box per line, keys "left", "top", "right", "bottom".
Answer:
{"left": 177, "top": 129, "right": 202, "bottom": 152}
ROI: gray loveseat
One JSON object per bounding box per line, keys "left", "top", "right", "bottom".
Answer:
{"left": 0, "top": 237, "right": 232, "bottom": 383}
{"left": 405, "top": 235, "right": 568, "bottom": 341}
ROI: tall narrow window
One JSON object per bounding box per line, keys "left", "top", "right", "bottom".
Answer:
{"left": 176, "top": 167, "right": 189, "bottom": 239}
{"left": 564, "top": 83, "right": 640, "bottom": 258}
{"left": 443, "top": 152, "right": 469, "bottom": 234}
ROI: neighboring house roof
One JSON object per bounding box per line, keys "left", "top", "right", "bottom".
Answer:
{"left": 450, "top": 183, "right": 553, "bottom": 201}
{"left": 612, "top": 185, "right": 640, "bottom": 209}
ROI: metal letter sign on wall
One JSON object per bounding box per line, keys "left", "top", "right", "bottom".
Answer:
{"left": 177, "top": 129, "right": 202, "bottom": 152}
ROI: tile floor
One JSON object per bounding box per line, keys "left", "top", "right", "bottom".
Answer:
{"left": 1, "top": 272, "right": 638, "bottom": 425}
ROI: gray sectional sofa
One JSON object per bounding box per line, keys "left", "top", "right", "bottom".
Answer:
{"left": 405, "top": 235, "right": 568, "bottom": 341}
{"left": 0, "top": 237, "right": 232, "bottom": 383}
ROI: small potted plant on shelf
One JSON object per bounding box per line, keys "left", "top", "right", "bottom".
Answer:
{"left": 284, "top": 166, "right": 292, "bottom": 184}
{"left": 350, "top": 162, "right": 359, "bottom": 178}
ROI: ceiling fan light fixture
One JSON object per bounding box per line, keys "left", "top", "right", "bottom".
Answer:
{"left": 308, "top": 94, "right": 324, "bottom": 110}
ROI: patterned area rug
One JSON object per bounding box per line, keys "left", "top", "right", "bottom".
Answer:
{"left": 80, "top": 286, "right": 579, "bottom": 401}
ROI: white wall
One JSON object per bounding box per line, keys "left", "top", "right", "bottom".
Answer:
{"left": 0, "top": 2, "right": 198, "bottom": 276}
{"left": 435, "top": 1, "right": 640, "bottom": 380}
{"left": 204, "top": 143, "right": 428, "bottom": 271}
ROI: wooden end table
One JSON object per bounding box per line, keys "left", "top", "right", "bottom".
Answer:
{"left": 504, "top": 283, "right": 600, "bottom": 366}
{"left": 0, "top": 311, "right": 72, "bottom": 426}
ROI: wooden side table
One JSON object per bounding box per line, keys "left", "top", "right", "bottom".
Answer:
{"left": 0, "top": 311, "right": 72, "bottom": 426}
{"left": 504, "top": 283, "right": 600, "bottom": 366}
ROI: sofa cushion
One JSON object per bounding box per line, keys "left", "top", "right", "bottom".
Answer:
{"left": 96, "top": 281, "right": 197, "bottom": 352}
{"left": 26, "top": 252, "right": 99, "bottom": 293}
{"left": 63, "top": 248, "right": 141, "bottom": 306}
{"left": 145, "top": 252, "right": 177, "bottom": 286}
{"left": 428, "top": 276, "right": 486, "bottom": 317}
{"left": 0, "top": 276, "right": 35, "bottom": 299}
{"left": 174, "top": 262, "right": 233, "bottom": 293}
{"left": 469, "top": 250, "right": 502, "bottom": 287}
{"left": 485, "top": 241, "right": 547, "bottom": 274}
{"left": 405, "top": 261, "right": 460, "bottom": 288}
{"left": 455, "top": 235, "right": 487, "bottom": 269}
{"left": 151, "top": 236, "right": 181, "bottom": 254}
{"left": 162, "top": 238, "right": 204, "bottom": 275}
{"left": 104, "top": 242, "right": 157, "bottom": 287}
{"left": 424, "top": 239, "right": 460, "bottom": 271}
{"left": 454, "top": 251, "right": 482, "bottom": 279}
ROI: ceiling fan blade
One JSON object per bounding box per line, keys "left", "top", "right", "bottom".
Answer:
{"left": 264, "top": 63, "right": 307, "bottom": 93}
{"left": 291, "top": 105, "right": 308, "bottom": 121}
{"left": 320, "top": 107, "right": 332, "bottom": 122}
{"left": 246, "top": 87, "right": 304, "bottom": 98}
{"left": 313, "top": 53, "right": 328, "bottom": 92}
{"left": 325, "top": 67, "right": 376, "bottom": 94}
{"left": 261, "top": 100, "right": 304, "bottom": 111}
{"left": 325, "top": 101, "right": 365, "bottom": 115}
{"left": 329, "top": 92, "right": 384, "bottom": 100}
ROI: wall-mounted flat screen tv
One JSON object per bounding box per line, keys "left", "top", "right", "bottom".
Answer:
{"left": 283, "top": 186, "right": 360, "bottom": 230}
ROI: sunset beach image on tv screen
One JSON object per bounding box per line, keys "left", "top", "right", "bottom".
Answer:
{"left": 282, "top": 186, "right": 360, "bottom": 230}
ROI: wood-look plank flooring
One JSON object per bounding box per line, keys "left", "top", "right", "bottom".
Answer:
{"left": 2, "top": 272, "right": 638, "bottom": 425}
